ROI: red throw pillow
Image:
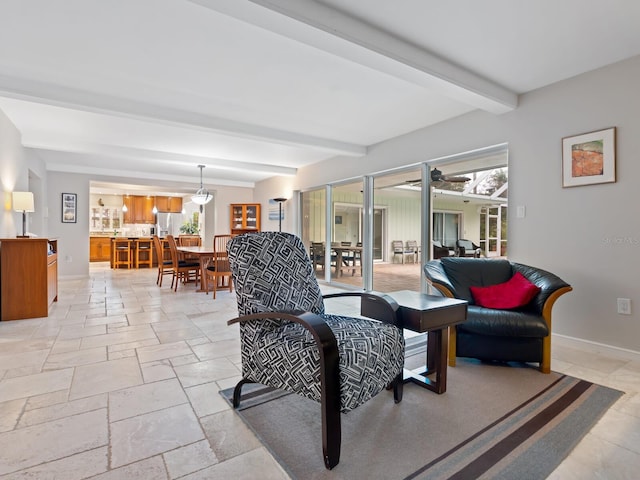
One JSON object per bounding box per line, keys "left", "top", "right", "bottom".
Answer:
{"left": 469, "top": 272, "right": 541, "bottom": 309}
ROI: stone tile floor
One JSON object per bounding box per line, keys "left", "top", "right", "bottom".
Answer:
{"left": 0, "top": 263, "right": 638, "bottom": 478}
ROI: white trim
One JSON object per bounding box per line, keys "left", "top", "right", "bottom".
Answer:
{"left": 553, "top": 333, "right": 640, "bottom": 362}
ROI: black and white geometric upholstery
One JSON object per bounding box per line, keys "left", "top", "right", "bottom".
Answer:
{"left": 227, "top": 232, "right": 404, "bottom": 470}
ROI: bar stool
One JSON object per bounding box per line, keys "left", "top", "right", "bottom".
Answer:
{"left": 113, "top": 238, "right": 132, "bottom": 269}
{"left": 135, "top": 238, "right": 153, "bottom": 268}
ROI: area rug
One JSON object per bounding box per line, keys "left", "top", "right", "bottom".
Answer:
{"left": 221, "top": 351, "right": 623, "bottom": 480}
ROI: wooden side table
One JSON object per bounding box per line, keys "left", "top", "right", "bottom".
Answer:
{"left": 389, "top": 290, "right": 467, "bottom": 394}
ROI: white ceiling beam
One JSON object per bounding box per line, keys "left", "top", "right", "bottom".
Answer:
{"left": 44, "top": 162, "right": 256, "bottom": 189}
{"left": 21, "top": 137, "right": 298, "bottom": 177}
{"left": 190, "top": 0, "right": 517, "bottom": 113}
{"left": 0, "top": 73, "right": 366, "bottom": 157}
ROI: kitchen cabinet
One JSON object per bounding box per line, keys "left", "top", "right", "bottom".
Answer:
{"left": 90, "top": 237, "right": 112, "bottom": 262}
{"left": 123, "top": 196, "right": 156, "bottom": 224}
{"left": 0, "top": 238, "right": 58, "bottom": 320}
{"left": 91, "top": 207, "right": 121, "bottom": 231}
{"left": 155, "top": 196, "right": 183, "bottom": 213}
{"left": 230, "top": 203, "right": 261, "bottom": 235}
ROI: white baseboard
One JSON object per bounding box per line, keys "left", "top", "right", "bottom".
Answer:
{"left": 59, "top": 274, "right": 89, "bottom": 280}
{"left": 552, "top": 333, "right": 640, "bottom": 361}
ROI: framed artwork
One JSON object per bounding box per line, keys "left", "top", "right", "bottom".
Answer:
{"left": 268, "top": 198, "right": 284, "bottom": 221}
{"left": 62, "top": 193, "right": 77, "bottom": 223}
{"left": 562, "top": 127, "right": 616, "bottom": 187}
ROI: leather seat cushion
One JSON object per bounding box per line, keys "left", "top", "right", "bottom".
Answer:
{"left": 458, "top": 306, "right": 549, "bottom": 338}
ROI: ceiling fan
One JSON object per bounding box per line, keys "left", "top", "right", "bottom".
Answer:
{"left": 430, "top": 168, "right": 471, "bottom": 183}
{"left": 405, "top": 168, "right": 471, "bottom": 186}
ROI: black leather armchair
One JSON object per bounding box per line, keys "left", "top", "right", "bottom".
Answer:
{"left": 424, "top": 257, "right": 572, "bottom": 373}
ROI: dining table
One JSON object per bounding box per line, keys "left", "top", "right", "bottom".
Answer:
{"left": 176, "top": 245, "right": 216, "bottom": 292}
{"left": 331, "top": 245, "right": 363, "bottom": 277}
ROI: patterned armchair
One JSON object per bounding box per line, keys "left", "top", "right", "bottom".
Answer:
{"left": 227, "top": 232, "right": 405, "bottom": 469}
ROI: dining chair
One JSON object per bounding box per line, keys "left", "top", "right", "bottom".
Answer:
{"left": 204, "top": 234, "right": 233, "bottom": 299}
{"left": 177, "top": 235, "right": 202, "bottom": 246}
{"left": 166, "top": 235, "right": 200, "bottom": 291}
{"left": 152, "top": 235, "right": 173, "bottom": 286}
{"left": 178, "top": 235, "right": 201, "bottom": 262}
{"left": 311, "top": 242, "right": 337, "bottom": 273}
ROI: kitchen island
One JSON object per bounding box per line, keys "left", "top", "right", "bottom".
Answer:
{"left": 90, "top": 236, "right": 159, "bottom": 268}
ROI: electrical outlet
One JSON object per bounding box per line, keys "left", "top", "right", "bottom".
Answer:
{"left": 617, "top": 298, "right": 631, "bottom": 315}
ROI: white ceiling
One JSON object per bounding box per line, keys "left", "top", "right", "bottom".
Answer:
{"left": 2, "top": 0, "right": 640, "bottom": 193}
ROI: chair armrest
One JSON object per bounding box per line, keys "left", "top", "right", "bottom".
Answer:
{"left": 323, "top": 291, "right": 400, "bottom": 327}
{"left": 228, "top": 311, "right": 340, "bottom": 439}
{"left": 424, "top": 260, "right": 456, "bottom": 297}
{"left": 512, "top": 263, "right": 572, "bottom": 314}
{"left": 228, "top": 311, "right": 337, "bottom": 350}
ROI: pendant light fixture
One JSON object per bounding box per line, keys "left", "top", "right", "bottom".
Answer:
{"left": 191, "top": 165, "right": 212, "bottom": 207}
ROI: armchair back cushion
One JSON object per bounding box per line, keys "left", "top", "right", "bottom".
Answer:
{"left": 230, "top": 233, "right": 325, "bottom": 318}
{"left": 440, "top": 258, "right": 513, "bottom": 303}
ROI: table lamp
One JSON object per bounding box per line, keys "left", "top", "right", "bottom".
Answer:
{"left": 12, "top": 191, "right": 35, "bottom": 238}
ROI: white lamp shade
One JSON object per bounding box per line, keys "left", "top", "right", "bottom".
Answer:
{"left": 191, "top": 188, "right": 212, "bottom": 205}
{"left": 12, "top": 192, "right": 35, "bottom": 212}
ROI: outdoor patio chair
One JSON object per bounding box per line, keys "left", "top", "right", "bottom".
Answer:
{"left": 392, "top": 240, "right": 415, "bottom": 263}
{"left": 227, "top": 232, "right": 404, "bottom": 469}
{"left": 456, "top": 239, "right": 481, "bottom": 257}
{"left": 432, "top": 240, "right": 451, "bottom": 259}
{"left": 310, "top": 241, "right": 336, "bottom": 272}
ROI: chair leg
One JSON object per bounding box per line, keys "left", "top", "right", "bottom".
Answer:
{"left": 321, "top": 396, "right": 341, "bottom": 470}
{"left": 320, "top": 357, "right": 342, "bottom": 470}
{"left": 393, "top": 372, "right": 403, "bottom": 403}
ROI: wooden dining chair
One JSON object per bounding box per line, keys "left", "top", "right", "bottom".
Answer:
{"left": 152, "top": 235, "right": 173, "bottom": 286}
{"left": 178, "top": 235, "right": 201, "bottom": 262}
{"left": 204, "top": 234, "right": 233, "bottom": 299}
{"left": 166, "top": 235, "right": 200, "bottom": 291}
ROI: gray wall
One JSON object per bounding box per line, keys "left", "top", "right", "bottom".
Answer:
{"left": 256, "top": 54, "right": 640, "bottom": 353}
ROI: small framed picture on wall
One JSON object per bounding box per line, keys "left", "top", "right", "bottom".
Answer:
{"left": 62, "top": 193, "right": 77, "bottom": 223}
{"left": 562, "top": 127, "right": 616, "bottom": 187}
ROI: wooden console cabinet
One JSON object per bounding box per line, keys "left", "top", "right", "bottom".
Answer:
{"left": 230, "top": 203, "right": 261, "bottom": 235}
{"left": 0, "top": 238, "right": 58, "bottom": 321}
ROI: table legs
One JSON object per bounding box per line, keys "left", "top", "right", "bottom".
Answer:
{"left": 194, "top": 255, "right": 211, "bottom": 292}
{"left": 403, "top": 327, "right": 449, "bottom": 394}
